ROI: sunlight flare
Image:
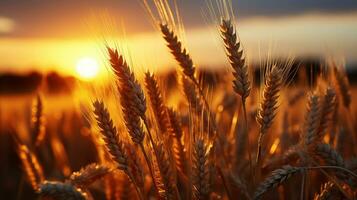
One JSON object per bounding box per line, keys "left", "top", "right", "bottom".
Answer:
{"left": 76, "top": 57, "right": 99, "bottom": 80}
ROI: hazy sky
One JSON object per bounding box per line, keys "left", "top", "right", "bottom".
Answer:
{"left": 1, "top": 0, "right": 357, "bottom": 75}
{"left": 1, "top": 0, "right": 357, "bottom": 38}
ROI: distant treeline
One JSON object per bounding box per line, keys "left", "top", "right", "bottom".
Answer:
{"left": 0, "top": 58, "right": 356, "bottom": 95}
{"left": 0, "top": 71, "right": 76, "bottom": 95}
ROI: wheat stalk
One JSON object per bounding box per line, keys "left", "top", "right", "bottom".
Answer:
{"left": 107, "top": 48, "right": 146, "bottom": 144}
{"left": 256, "top": 66, "right": 283, "bottom": 163}
{"left": 93, "top": 100, "right": 130, "bottom": 170}
{"left": 93, "top": 100, "right": 145, "bottom": 200}
{"left": 160, "top": 23, "right": 218, "bottom": 136}
{"left": 107, "top": 49, "right": 160, "bottom": 187}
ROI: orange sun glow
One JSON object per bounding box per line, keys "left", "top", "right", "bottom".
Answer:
{"left": 76, "top": 57, "right": 99, "bottom": 80}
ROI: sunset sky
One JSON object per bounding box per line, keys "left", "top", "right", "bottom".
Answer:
{"left": 1, "top": 0, "right": 357, "bottom": 77}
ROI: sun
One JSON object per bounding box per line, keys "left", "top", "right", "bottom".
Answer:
{"left": 76, "top": 57, "right": 99, "bottom": 79}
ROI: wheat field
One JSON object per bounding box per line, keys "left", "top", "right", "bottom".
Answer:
{"left": 1, "top": 0, "right": 357, "bottom": 199}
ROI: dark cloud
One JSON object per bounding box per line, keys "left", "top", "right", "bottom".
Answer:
{"left": 1, "top": 0, "right": 357, "bottom": 38}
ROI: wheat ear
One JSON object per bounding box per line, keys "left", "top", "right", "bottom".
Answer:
{"left": 309, "top": 143, "right": 354, "bottom": 186}
{"left": 220, "top": 19, "right": 250, "bottom": 103}
{"left": 160, "top": 23, "right": 195, "bottom": 80}
{"left": 256, "top": 66, "right": 283, "bottom": 163}
{"left": 107, "top": 48, "right": 146, "bottom": 144}
{"left": 315, "top": 87, "right": 336, "bottom": 141}
{"left": 303, "top": 92, "right": 321, "bottom": 146}
{"left": 17, "top": 144, "right": 44, "bottom": 191}
{"left": 38, "top": 181, "right": 89, "bottom": 200}
{"left": 167, "top": 108, "right": 187, "bottom": 174}
{"left": 192, "top": 139, "right": 211, "bottom": 200}
{"left": 69, "top": 163, "right": 111, "bottom": 187}
{"left": 155, "top": 142, "right": 180, "bottom": 199}
{"left": 107, "top": 48, "right": 160, "bottom": 193}
{"left": 160, "top": 23, "right": 217, "bottom": 134}
{"left": 254, "top": 165, "right": 301, "bottom": 200}
{"left": 93, "top": 100, "right": 145, "bottom": 200}
{"left": 144, "top": 72, "right": 170, "bottom": 134}
{"left": 182, "top": 75, "right": 204, "bottom": 114}
{"left": 333, "top": 67, "right": 351, "bottom": 109}
{"left": 31, "top": 94, "right": 45, "bottom": 146}
{"left": 93, "top": 100, "right": 130, "bottom": 171}
{"left": 313, "top": 182, "right": 341, "bottom": 200}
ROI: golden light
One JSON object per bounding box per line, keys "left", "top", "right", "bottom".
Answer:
{"left": 269, "top": 138, "right": 280, "bottom": 154}
{"left": 76, "top": 57, "right": 99, "bottom": 79}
